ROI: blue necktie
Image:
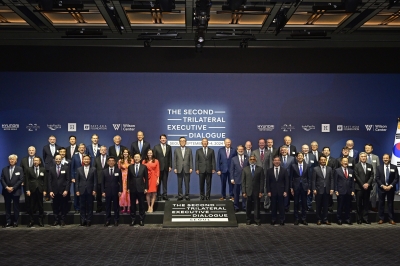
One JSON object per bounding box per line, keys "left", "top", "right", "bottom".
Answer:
{"left": 283, "top": 157, "right": 286, "bottom": 167}
{"left": 299, "top": 164, "right": 303, "bottom": 176}
{"left": 385, "top": 166, "right": 390, "bottom": 185}
{"left": 251, "top": 166, "right": 255, "bottom": 176}
{"left": 139, "top": 142, "right": 142, "bottom": 153}
{"left": 136, "top": 165, "right": 139, "bottom": 176}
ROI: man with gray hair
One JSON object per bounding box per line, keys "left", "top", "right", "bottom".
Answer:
{"left": 354, "top": 152, "right": 374, "bottom": 224}
{"left": 310, "top": 141, "right": 322, "bottom": 161}
{"left": 1, "top": 154, "right": 24, "bottom": 227}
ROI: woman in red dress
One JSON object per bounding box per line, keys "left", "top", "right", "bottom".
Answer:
{"left": 118, "top": 149, "right": 132, "bottom": 213}
{"left": 142, "top": 149, "right": 159, "bottom": 213}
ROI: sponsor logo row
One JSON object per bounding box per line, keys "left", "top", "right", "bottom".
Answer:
{"left": 2, "top": 123, "right": 136, "bottom": 132}
{"left": 257, "top": 124, "right": 388, "bottom": 132}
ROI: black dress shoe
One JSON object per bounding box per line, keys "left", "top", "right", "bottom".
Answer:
{"left": 86, "top": 222, "right": 91, "bottom": 227}
{"left": 307, "top": 208, "right": 315, "bottom": 212}
{"left": 13, "top": 223, "right": 18, "bottom": 227}
{"left": 270, "top": 221, "right": 276, "bottom": 225}
{"left": 163, "top": 196, "right": 170, "bottom": 201}
{"left": 60, "top": 221, "right": 66, "bottom": 226}
{"left": 357, "top": 220, "right": 362, "bottom": 224}
{"left": 80, "top": 221, "right": 86, "bottom": 226}
{"left": 346, "top": 220, "right": 352, "bottom": 225}
{"left": 246, "top": 221, "right": 251, "bottom": 225}
{"left": 301, "top": 221, "right": 308, "bottom": 226}
{"left": 328, "top": 207, "right": 333, "bottom": 213}
{"left": 75, "top": 210, "right": 79, "bottom": 214}
{"left": 53, "top": 221, "right": 59, "bottom": 226}
{"left": 255, "top": 222, "right": 261, "bottom": 226}
{"left": 294, "top": 220, "right": 299, "bottom": 225}
{"left": 114, "top": 221, "right": 119, "bottom": 226}
{"left": 337, "top": 220, "right": 342, "bottom": 225}
{"left": 3, "top": 223, "right": 11, "bottom": 228}
{"left": 235, "top": 209, "right": 239, "bottom": 213}
{"left": 324, "top": 221, "right": 331, "bottom": 225}
{"left": 279, "top": 222, "right": 285, "bottom": 226}
{"left": 139, "top": 221, "right": 144, "bottom": 226}
{"left": 104, "top": 221, "right": 110, "bottom": 227}
{"left": 205, "top": 197, "right": 210, "bottom": 200}
{"left": 200, "top": 197, "right": 205, "bottom": 201}
{"left": 27, "top": 222, "right": 33, "bottom": 228}
{"left": 130, "top": 221, "right": 136, "bottom": 226}
{"left": 317, "top": 220, "right": 321, "bottom": 225}
{"left": 39, "top": 222, "right": 44, "bottom": 227}
{"left": 185, "top": 197, "right": 190, "bottom": 201}
{"left": 157, "top": 196, "right": 162, "bottom": 201}
{"left": 177, "top": 197, "right": 183, "bottom": 201}
{"left": 364, "top": 220, "right": 371, "bottom": 224}
{"left": 265, "top": 208, "right": 270, "bottom": 213}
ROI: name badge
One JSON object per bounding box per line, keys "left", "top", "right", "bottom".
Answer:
{"left": 367, "top": 168, "right": 371, "bottom": 171}
{"left": 348, "top": 163, "right": 353, "bottom": 166}
{"left": 349, "top": 174, "right": 352, "bottom": 177}
{"left": 64, "top": 161, "right": 69, "bottom": 164}
{"left": 15, "top": 172, "right": 20, "bottom": 176}
{"left": 114, "top": 173, "right": 119, "bottom": 176}
{"left": 310, "top": 160, "right": 314, "bottom": 163}
{"left": 390, "top": 169, "right": 395, "bottom": 172}
{"left": 292, "top": 152, "right": 295, "bottom": 154}
{"left": 61, "top": 170, "right": 66, "bottom": 174}
{"left": 372, "top": 160, "right": 376, "bottom": 163}
{"left": 40, "top": 172, "right": 44, "bottom": 176}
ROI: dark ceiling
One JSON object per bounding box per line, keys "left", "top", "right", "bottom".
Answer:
{"left": 0, "top": 0, "right": 400, "bottom": 48}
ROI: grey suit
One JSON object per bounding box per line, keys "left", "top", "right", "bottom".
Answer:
{"left": 242, "top": 165, "right": 264, "bottom": 223}
{"left": 195, "top": 147, "right": 216, "bottom": 199}
{"left": 366, "top": 153, "right": 380, "bottom": 208}
{"left": 174, "top": 146, "right": 193, "bottom": 198}
{"left": 251, "top": 148, "right": 271, "bottom": 209}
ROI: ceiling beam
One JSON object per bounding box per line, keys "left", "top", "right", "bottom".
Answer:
{"left": 3, "top": 0, "right": 44, "bottom": 32}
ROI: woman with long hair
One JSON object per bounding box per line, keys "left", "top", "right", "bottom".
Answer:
{"left": 142, "top": 149, "right": 159, "bottom": 213}
{"left": 118, "top": 149, "right": 132, "bottom": 213}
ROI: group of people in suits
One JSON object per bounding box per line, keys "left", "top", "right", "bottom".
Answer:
{"left": 1, "top": 133, "right": 399, "bottom": 228}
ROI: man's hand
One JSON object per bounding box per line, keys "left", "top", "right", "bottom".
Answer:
{"left": 307, "top": 189, "right": 310, "bottom": 195}
{"left": 259, "top": 193, "right": 263, "bottom": 198}
{"left": 43, "top": 192, "right": 47, "bottom": 196}
{"left": 196, "top": 170, "right": 199, "bottom": 175}
{"left": 50, "top": 192, "right": 55, "bottom": 198}
{"left": 62, "top": 191, "right": 68, "bottom": 197}
{"left": 189, "top": 169, "right": 193, "bottom": 174}
{"left": 313, "top": 190, "right": 317, "bottom": 195}
{"left": 174, "top": 169, "right": 177, "bottom": 174}
{"left": 363, "top": 183, "right": 369, "bottom": 190}
{"left": 76, "top": 192, "right": 80, "bottom": 196}
{"left": 92, "top": 191, "right": 96, "bottom": 196}
{"left": 7, "top": 187, "right": 13, "bottom": 193}
{"left": 118, "top": 192, "right": 122, "bottom": 197}
{"left": 351, "top": 192, "right": 355, "bottom": 196}
{"left": 71, "top": 179, "right": 75, "bottom": 183}
{"left": 329, "top": 190, "right": 333, "bottom": 195}
{"left": 267, "top": 192, "right": 271, "bottom": 197}
{"left": 242, "top": 193, "right": 247, "bottom": 198}
{"left": 335, "top": 191, "right": 339, "bottom": 196}
{"left": 231, "top": 180, "right": 235, "bottom": 184}
{"left": 26, "top": 191, "right": 31, "bottom": 196}
{"left": 144, "top": 189, "right": 148, "bottom": 194}
{"left": 290, "top": 188, "right": 294, "bottom": 196}
{"left": 283, "top": 192, "right": 287, "bottom": 197}
{"left": 217, "top": 171, "right": 221, "bottom": 176}
{"left": 102, "top": 193, "right": 106, "bottom": 197}
{"left": 168, "top": 167, "right": 172, "bottom": 172}
{"left": 212, "top": 170, "right": 216, "bottom": 174}
{"left": 157, "top": 179, "right": 159, "bottom": 185}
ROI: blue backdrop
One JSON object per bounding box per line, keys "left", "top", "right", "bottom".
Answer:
{"left": 1, "top": 72, "right": 399, "bottom": 194}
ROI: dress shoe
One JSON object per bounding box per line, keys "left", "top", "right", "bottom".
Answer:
{"left": 60, "top": 221, "right": 66, "bottom": 226}
{"left": 86, "top": 222, "right": 91, "bottom": 227}
{"left": 139, "top": 221, "right": 144, "bottom": 226}
{"left": 357, "top": 220, "right": 362, "bottom": 224}
{"left": 185, "top": 197, "right": 190, "bottom": 201}
{"left": 39, "top": 221, "right": 44, "bottom": 227}
{"left": 3, "top": 223, "right": 11, "bottom": 228}
{"left": 219, "top": 197, "right": 225, "bottom": 201}
{"left": 301, "top": 221, "right": 308, "bottom": 226}
{"left": 294, "top": 220, "right": 299, "bottom": 225}
{"left": 80, "top": 221, "right": 86, "bottom": 226}
{"left": 285, "top": 208, "right": 289, "bottom": 213}
{"left": 96, "top": 209, "right": 102, "bottom": 213}
{"left": 157, "top": 196, "right": 162, "bottom": 201}
{"left": 114, "top": 221, "right": 119, "bottom": 226}
{"left": 389, "top": 220, "right": 396, "bottom": 225}
{"left": 378, "top": 220, "right": 384, "bottom": 224}
{"left": 337, "top": 220, "right": 342, "bottom": 225}
{"left": 370, "top": 207, "right": 378, "bottom": 212}
{"left": 53, "top": 221, "right": 59, "bottom": 226}
{"left": 177, "top": 197, "right": 183, "bottom": 201}
{"left": 346, "top": 220, "right": 353, "bottom": 225}
{"left": 364, "top": 220, "right": 371, "bottom": 224}
{"left": 307, "top": 208, "right": 315, "bottom": 212}
{"left": 163, "top": 196, "right": 170, "bottom": 201}
{"left": 328, "top": 207, "right": 333, "bottom": 213}
{"left": 324, "top": 221, "right": 331, "bottom": 225}
{"left": 205, "top": 197, "right": 210, "bottom": 200}
{"left": 13, "top": 223, "right": 18, "bottom": 227}
{"left": 104, "top": 221, "right": 110, "bottom": 227}
{"left": 255, "top": 222, "right": 261, "bottom": 226}
{"left": 200, "top": 197, "right": 205, "bottom": 201}
{"left": 279, "top": 222, "right": 285, "bottom": 226}
{"left": 74, "top": 210, "right": 79, "bottom": 214}
{"left": 317, "top": 220, "right": 321, "bottom": 225}
{"left": 130, "top": 221, "right": 136, "bottom": 226}
{"left": 270, "top": 221, "right": 276, "bottom": 225}
{"left": 246, "top": 221, "right": 251, "bottom": 225}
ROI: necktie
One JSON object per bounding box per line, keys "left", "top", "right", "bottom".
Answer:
{"left": 275, "top": 167, "right": 279, "bottom": 180}
{"left": 283, "top": 156, "right": 286, "bottom": 167}
{"left": 313, "top": 151, "right": 316, "bottom": 156}
{"left": 204, "top": 148, "right": 207, "bottom": 156}
{"left": 139, "top": 142, "right": 142, "bottom": 153}
{"left": 305, "top": 154, "right": 308, "bottom": 163}
{"left": 247, "top": 150, "right": 250, "bottom": 157}
{"left": 385, "top": 165, "right": 390, "bottom": 185}
{"left": 29, "top": 157, "right": 33, "bottom": 167}
{"left": 135, "top": 164, "right": 139, "bottom": 175}
{"left": 35, "top": 167, "right": 39, "bottom": 177}
{"left": 261, "top": 150, "right": 264, "bottom": 162}
{"left": 240, "top": 156, "right": 243, "bottom": 168}
{"left": 367, "top": 155, "right": 372, "bottom": 164}
{"left": 344, "top": 168, "right": 348, "bottom": 178}
{"left": 251, "top": 166, "right": 255, "bottom": 176}
{"left": 57, "top": 165, "right": 60, "bottom": 177}
{"left": 363, "top": 164, "right": 366, "bottom": 174}
{"left": 299, "top": 164, "right": 303, "bottom": 176}
{"left": 71, "top": 146, "right": 74, "bottom": 157}
{"left": 102, "top": 156, "right": 105, "bottom": 168}
{"left": 111, "top": 168, "right": 114, "bottom": 176}
{"left": 322, "top": 166, "right": 326, "bottom": 178}
{"left": 116, "top": 146, "right": 120, "bottom": 156}
{"left": 226, "top": 148, "right": 229, "bottom": 158}
{"left": 81, "top": 154, "right": 84, "bottom": 166}
{"left": 51, "top": 145, "right": 55, "bottom": 156}
{"left": 163, "top": 145, "right": 166, "bottom": 156}
{"left": 93, "top": 146, "right": 97, "bottom": 156}
{"left": 181, "top": 148, "right": 185, "bottom": 158}
{"left": 9, "top": 167, "right": 13, "bottom": 179}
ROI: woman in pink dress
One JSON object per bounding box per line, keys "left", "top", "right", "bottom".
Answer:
{"left": 142, "top": 149, "right": 159, "bottom": 213}
{"left": 118, "top": 149, "right": 132, "bottom": 213}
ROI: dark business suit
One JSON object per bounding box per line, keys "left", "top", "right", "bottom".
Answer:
{"left": 312, "top": 165, "right": 334, "bottom": 222}
{"left": 66, "top": 145, "right": 78, "bottom": 160}
{"left": 71, "top": 153, "right": 84, "bottom": 211}
{"left": 25, "top": 166, "right": 47, "bottom": 223}
{"left": 230, "top": 154, "right": 248, "bottom": 211}
{"left": 102, "top": 167, "right": 122, "bottom": 222}
{"left": 20, "top": 156, "right": 43, "bottom": 214}
{"left": 242, "top": 164, "right": 264, "bottom": 223}
{"left": 338, "top": 156, "right": 355, "bottom": 170}
{"left": 303, "top": 153, "right": 317, "bottom": 210}
{"left": 174, "top": 146, "right": 193, "bottom": 198}
{"left": 86, "top": 144, "right": 101, "bottom": 166}
{"left": 130, "top": 140, "right": 151, "bottom": 161}
{"left": 1, "top": 165, "right": 24, "bottom": 225}
{"left": 76, "top": 166, "right": 97, "bottom": 223}
{"left": 43, "top": 144, "right": 61, "bottom": 171}
{"left": 153, "top": 143, "right": 172, "bottom": 198}
{"left": 127, "top": 163, "right": 149, "bottom": 222}
{"left": 94, "top": 155, "right": 108, "bottom": 211}
{"left": 195, "top": 147, "right": 216, "bottom": 200}
{"left": 339, "top": 149, "right": 359, "bottom": 163}
{"left": 310, "top": 150, "right": 323, "bottom": 161}
{"left": 108, "top": 145, "right": 127, "bottom": 160}
{"left": 290, "top": 162, "right": 310, "bottom": 221}
{"left": 48, "top": 163, "right": 70, "bottom": 222}
{"left": 217, "top": 147, "right": 237, "bottom": 199}
{"left": 376, "top": 164, "right": 399, "bottom": 221}
{"left": 252, "top": 148, "right": 271, "bottom": 209}
{"left": 354, "top": 162, "right": 374, "bottom": 222}
{"left": 280, "top": 145, "right": 297, "bottom": 157}
{"left": 280, "top": 155, "right": 294, "bottom": 211}
{"left": 334, "top": 167, "right": 354, "bottom": 222}
{"left": 267, "top": 166, "right": 289, "bottom": 223}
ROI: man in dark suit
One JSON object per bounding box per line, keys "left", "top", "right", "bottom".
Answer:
{"left": 339, "top": 140, "right": 359, "bottom": 163}
{"left": 364, "top": 143, "right": 380, "bottom": 212}
{"left": 76, "top": 155, "right": 97, "bottom": 227}
{"left": 127, "top": 154, "right": 149, "bottom": 226}
{"left": 102, "top": 156, "right": 122, "bottom": 226}
{"left": 290, "top": 153, "right": 310, "bottom": 225}
{"left": 59, "top": 147, "right": 72, "bottom": 212}
{"left": 195, "top": 138, "right": 216, "bottom": 200}
{"left": 48, "top": 154, "right": 70, "bottom": 226}
{"left": 267, "top": 156, "right": 289, "bottom": 226}
{"left": 323, "top": 146, "right": 339, "bottom": 213}
{"left": 244, "top": 141, "right": 252, "bottom": 158}
{"left": 217, "top": 138, "right": 237, "bottom": 201}
{"left": 153, "top": 134, "right": 172, "bottom": 201}
{"left": 174, "top": 137, "right": 193, "bottom": 201}
{"left": 108, "top": 135, "right": 126, "bottom": 160}
{"left": 130, "top": 130, "right": 151, "bottom": 162}
{"left": 71, "top": 143, "right": 86, "bottom": 213}
{"left": 334, "top": 157, "right": 355, "bottom": 225}
{"left": 376, "top": 154, "right": 399, "bottom": 225}
{"left": 280, "top": 135, "right": 297, "bottom": 157}
{"left": 354, "top": 152, "right": 374, "bottom": 224}
{"left": 94, "top": 145, "right": 108, "bottom": 212}
{"left": 66, "top": 135, "right": 78, "bottom": 160}
{"left": 230, "top": 145, "right": 249, "bottom": 212}
{"left": 1, "top": 154, "right": 24, "bottom": 227}
{"left": 339, "top": 146, "right": 356, "bottom": 170}
{"left": 252, "top": 138, "right": 271, "bottom": 210}
{"left": 86, "top": 134, "right": 101, "bottom": 166}
{"left": 242, "top": 155, "right": 264, "bottom": 225}
{"left": 266, "top": 138, "right": 279, "bottom": 159}
{"left": 279, "top": 145, "right": 295, "bottom": 212}
{"left": 310, "top": 141, "right": 322, "bottom": 161}
{"left": 43, "top": 135, "right": 60, "bottom": 201}
{"left": 301, "top": 144, "right": 317, "bottom": 213}
{"left": 312, "top": 155, "right": 334, "bottom": 225}
{"left": 20, "top": 146, "right": 43, "bottom": 215}
{"left": 25, "top": 157, "right": 47, "bottom": 227}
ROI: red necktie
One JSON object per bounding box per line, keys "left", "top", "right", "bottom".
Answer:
{"left": 344, "top": 168, "right": 348, "bottom": 178}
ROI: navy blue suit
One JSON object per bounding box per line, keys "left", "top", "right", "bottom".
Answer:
{"left": 334, "top": 167, "right": 354, "bottom": 222}
{"left": 102, "top": 167, "right": 122, "bottom": 222}
{"left": 217, "top": 147, "right": 237, "bottom": 199}
{"left": 312, "top": 165, "right": 334, "bottom": 222}
{"left": 86, "top": 144, "right": 101, "bottom": 166}
{"left": 266, "top": 166, "right": 289, "bottom": 223}
{"left": 127, "top": 163, "right": 149, "bottom": 222}
{"left": 76, "top": 166, "right": 97, "bottom": 223}
{"left": 71, "top": 153, "right": 84, "bottom": 211}
{"left": 48, "top": 164, "right": 70, "bottom": 222}
{"left": 339, "top": 149, "right": 359, "bottom": 163}
{"left": 229, "top": 154, "right": 248, "bottom": 210}
{"left": 1, "top": 165, "right": 24, "bottom": 224}
{"left": 376, "top": 164, "right": 399, "bottom": 221}
{"left": 43, "top": 144, "right": 61, "bottom": 171}
{"left": 290, "top": 162, "right": 311, "bottom": 221}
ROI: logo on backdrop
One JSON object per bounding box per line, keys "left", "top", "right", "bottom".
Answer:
{"left": 337, "top": 125, "right": 359, "bottom": 131}
{"left": 281, "top": 124, "right": 295, "bottom": 132}
{"left": 47, "top": 124, "right": 61, "bottom": 130}
{"left": 365, "top": 125, "right": 387, "bottom": 132}
{"left": 84, "top": 124, "right": 107, "bottom": 130}
{"left": 302, "top": 125, "right": 315, "bottom": 131}
{"left": 2, "top": 124, "right": 19, "bottom": 131}
{"left": 113, "top": 124, "right": 136, "bottom": 131}
{"left": 26, "top": 123, "right": 40, "bottom": 131}
{"left": 257, "top": 125, "right": 274, "bottom": 132}
{"left": 68, "top": 123, "right": 77, "bottom": 132}
{"left": 321, "top": 124, "right": 330, "bottom": 132}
